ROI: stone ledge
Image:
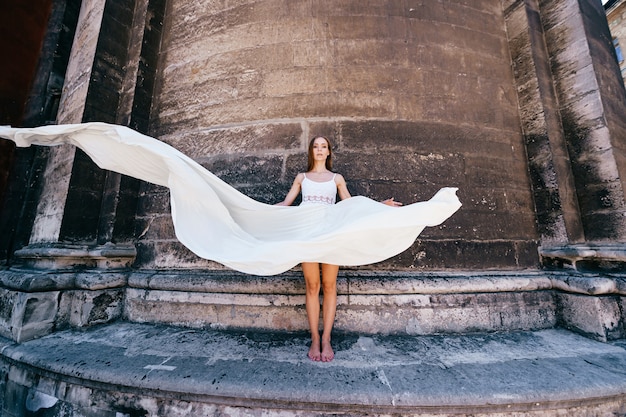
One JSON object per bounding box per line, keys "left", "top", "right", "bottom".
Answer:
{"left": 1, "top": 268, "right": 625, "bottom": 342}
{"left": 13, "top": 243, "right": 136, "bottom": 270}
{"left": 541, "top": 244, "right": 626, "bottom": 273}
{"left": 127, "top": 269, "right": 626, "bottom": 296}
{"left": 128, "top": 270, "right": 555, "bottom": 294}
{"left": 0, "top": 268, "right": 128, "bottom": 292}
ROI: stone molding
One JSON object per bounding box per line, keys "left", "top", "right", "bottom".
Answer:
{"left": 0, "top": 267, "right": 624, "bottom": 343}
{"left": 540, "top": 244, "right": 626, "bottom": 273}
{"left": 13, "top": 243, "right": 137, "bottom": 270}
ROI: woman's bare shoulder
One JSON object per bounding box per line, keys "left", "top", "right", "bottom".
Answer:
{"left": 294, "top": 172, "right": 305, "bottom": 183}
{"left": 333, "top": 173, "right": 346, "bottom": 183}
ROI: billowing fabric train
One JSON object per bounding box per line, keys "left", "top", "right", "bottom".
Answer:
{"left": 0, "top": 123, "right": 461, "bottom": 275}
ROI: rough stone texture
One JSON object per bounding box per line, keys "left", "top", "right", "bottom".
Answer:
{"left": 59, "top": 288, "right": 124, "bottom": 328}
{"left": 504, "top": 0, "right": 582, "bottom": 246}
{"left": 0, "top": 289, "right": 59, "bottom": 343}
{"left": 4, "top": 267, "right": 626, "bottom": 344}
{"left": 2, "top": 322, "right": 626, "bottom": 416}
{"left": 136, "top": 0, "right": 539, "bottom": 271}
{"left": 12, "top": 243, "right": 136, "bottom": 270}
{"left": 124, "top": 271, "right": 559, "bottom": 335}
{"left": 0, "top": 268, "right": 129, "bottom": 343}
{"left": 28, "top": 0, "right": 106, "bottom": 245}
{"left": 539, "top": 0, "right": 626, "bottom": 242}
{"left": 502, "top": 0, "right": 626, "bottom": 273}
{"left": 557, "top": 292, "right": 624, "bottom": 341}
{"left": 541, "top": 244, "right": 626, "bottom": 272}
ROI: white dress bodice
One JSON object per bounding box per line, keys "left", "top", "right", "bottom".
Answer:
{"left": 300, "top": 173, "right": 337, "bottom": 206}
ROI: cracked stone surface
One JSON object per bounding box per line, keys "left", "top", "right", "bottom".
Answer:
{"left": 3, "top": 322, "right": 626, "bottom": 411}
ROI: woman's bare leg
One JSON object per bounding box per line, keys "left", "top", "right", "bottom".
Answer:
{"left": 320, "top": 263, "right": 339, "bottom": 362}
{"left": 302, "top": 262, "right": 322, "bottom": 361}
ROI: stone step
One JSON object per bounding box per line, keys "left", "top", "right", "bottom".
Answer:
{"left": 2, "top": 321, "right": 626, "bottom": 416}
{"left": 124, "top": 270, "right": 626, "bottom": 340}
{"left": 2, "top": 268, "right": 626, "bottom": 344}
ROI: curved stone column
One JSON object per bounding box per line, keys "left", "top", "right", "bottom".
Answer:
{"left": 143, "top": 0, "right": 539, "bottom": 271}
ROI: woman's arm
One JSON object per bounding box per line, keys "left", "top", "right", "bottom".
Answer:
{"left": 275, "top": 173, "right": 304, "bottom": 206}
{"left": 335, "top": 174, "right": 352, "bottom": 201}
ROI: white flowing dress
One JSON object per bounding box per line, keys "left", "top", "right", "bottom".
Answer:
{"left": 0, "top": 122, "right": 462, "bottom": 276}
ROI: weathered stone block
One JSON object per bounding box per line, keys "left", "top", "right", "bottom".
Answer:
{"left": 0, "top": 288, "right": 17, "bottom": 340}
{"left": 60, "top": 289, "right": 124, "bottom": 328}
{"left": 0, "top": 290, "right": 60, "bottom": 343}
{"left": 134, "top": 215, "right": 174, "bottom": 241}
{"left": 336, "top": 291, "right": 556, "bottom": 335}
{"left": 389, "top": 239, "right": 540, "bottom": 270}
{"left": 0, "top": 360, "right": 6, "bottom": 414}
{"left": 135, "top": 184, "right": 169, "bottom": 214}
{"left": 2, "top": 377, "right": 29, "bottom": 417}
{"left": 124, "top": 271, "right": 561, "bottom": 334}
{"left": 557, "top": 293, "right": 623, "bottom": 341}
{"left": 570, "top": 246, "right": 626, "bottom": 273}
{"left": 204, "top": 154, "right": 283, "bottom": 186}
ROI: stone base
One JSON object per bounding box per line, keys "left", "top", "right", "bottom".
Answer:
{"left": 540, "top": 244, "right": 626, "bottom": 273}
{"left": 1, "top": 267, "right": 626, "bottom": 343}
{"left": 125, "top": 270, "right": 559, "bottom": 335}
{"left": 0, "top": 268, "right": 127, "bottom": 342}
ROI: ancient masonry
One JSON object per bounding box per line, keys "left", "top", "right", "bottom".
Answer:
{"left": 0, "top": 0, "right": 625, "bottom": 415}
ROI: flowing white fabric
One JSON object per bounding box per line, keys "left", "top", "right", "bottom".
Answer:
{"left": 0, "top": 122, "right": 461, "bottom": 275}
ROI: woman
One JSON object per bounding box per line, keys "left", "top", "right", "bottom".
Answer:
{"left": 276, "top": 136, "right": 400, "bottom": 362}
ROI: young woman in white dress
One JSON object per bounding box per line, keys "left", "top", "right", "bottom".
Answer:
{"left": 276, "top": 136, "right": 401, "bottom": 362}
{"left": 0, "top": 125, "right": 460, "bottom": 360}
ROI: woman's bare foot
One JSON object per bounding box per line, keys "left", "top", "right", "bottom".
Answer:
{"left": 308, "top": 339, "right": 321, "bottom": 361}
{"left": 321, "top": 339, "right": 334, "bottom": 362}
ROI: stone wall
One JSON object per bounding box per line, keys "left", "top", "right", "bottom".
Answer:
{"left": 607, "top": 0, "right": 626, "bottom": 85}
{"left": 132, "top": 0, "right": 540, "bottom": 271}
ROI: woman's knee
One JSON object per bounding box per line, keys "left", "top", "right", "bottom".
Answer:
{"left": 321, "top": 278, "right": 336, "bottom": 294}
{"left": 306, "top": 279, "right": 321, "bottom": 294}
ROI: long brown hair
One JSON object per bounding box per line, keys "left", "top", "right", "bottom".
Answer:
{"left": 307, "top": 136, "right": 333, "bottom": 171}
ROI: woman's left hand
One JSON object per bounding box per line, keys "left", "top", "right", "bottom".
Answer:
{"left": 382, "top": 198, "right": 402, "bottom": 207}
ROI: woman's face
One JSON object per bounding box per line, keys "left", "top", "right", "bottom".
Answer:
{"left": 312, "top": 137, "right": 330, "bottom": 162}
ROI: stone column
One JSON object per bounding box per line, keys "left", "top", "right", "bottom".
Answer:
{"left": 506, "top": 0, "right": 626, "bottom": 340}
{"left": 509, "top": 0, "right": 626, "bottom": 272}
{"left": 541, "top": 0, "right": 626, "bottom": 271}
{"left": 22, "top": 0, "right": 107, "bottom": 256}
{"left": 0, "top": 0, "right": 148, "bottom": 343}
{"left": 504, "top": 0, "right": 584, "bottom": 248}
{"left": 16, "top": 0, "right": 138, "bottom": 269}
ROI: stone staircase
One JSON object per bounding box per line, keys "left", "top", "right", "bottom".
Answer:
{"left": 2, "top": 322, "right": 626, "bottom": 416}
{"left": 1, "top": 267, "right": 626, "bottom": 416}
